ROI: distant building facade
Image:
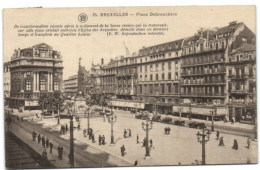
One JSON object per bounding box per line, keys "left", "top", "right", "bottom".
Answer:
{"left": 95, "top": 21, "right": 256, "bottom": 123}
{"left": 8, "top": 43, "right": 63, "bottom": 109}
{"left": 226, "top": 43, "right": 256, "bottom": 124}
{"left": 4, "top": 61, "right": 11, "bottom": 106}
{"left": 63, "top": 75, "right": 78, "bottom": 97}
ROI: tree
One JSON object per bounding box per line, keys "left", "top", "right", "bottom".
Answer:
{"left": 38, "top": 93, "right": 64, "bottom": 116}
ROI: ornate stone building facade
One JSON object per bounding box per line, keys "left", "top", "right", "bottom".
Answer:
{"left": 9, "top": 43, "right": 63, "bottom": 109}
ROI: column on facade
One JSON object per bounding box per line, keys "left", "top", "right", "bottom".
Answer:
{"left": 35, "top": 72, "right": 39, "bottom": 92}
{"left": 219, "top": 86, "right": 221, "bottom": 95}
{"left": 131, "top": 76, "right": 134, "bottom": 95}
{"left": 50, "top": 73, "right": 53, "bottom": 91}
{"left": 47, "top": 72, "right": 50, "bottom": 91}
{"left": 33, "top": 72, "right": 36, "bottom": 92}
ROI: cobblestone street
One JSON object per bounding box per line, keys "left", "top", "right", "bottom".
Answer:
{"left": 18, "top": 107, "right": 257, "bottom": 166}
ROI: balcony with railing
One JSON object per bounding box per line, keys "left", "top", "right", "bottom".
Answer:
{"left": 182, "top": 68, "right": 225, "bottom": 77}
{"left": 181, "top": 92, "right": 225, "bottom": 97}
{"left": 181, "top": 79, "right": 225, "bottom": 86}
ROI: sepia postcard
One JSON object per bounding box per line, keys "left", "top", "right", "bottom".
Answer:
{"left": 3, "top": 6, "right": 257, "bottom": 168}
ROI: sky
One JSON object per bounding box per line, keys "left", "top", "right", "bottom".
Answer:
{"left": 3, "top": 6, "right": 256, "bottom": 80}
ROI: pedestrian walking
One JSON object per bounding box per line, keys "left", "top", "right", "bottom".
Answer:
{"left": 219, "top": 137, "right": 225, "bottom": 146}
{"left": 60, "top": 126, "right": 63, "bottom": 134}
{"left": 38, "top": 134, "right": 41, "bottom": 144}
{"left": 232, "top": 139, "right": 238, "bottom": 150}
{"left": 65, "top": 124, "right": 68, "bottom": 132}
{"left": 92, "top": 134, "right": 95, "bottom": 143}
{"left": 58, "top": 145, "right": 61, "bottom": 158}
{"left": 247, "top": 137, "right": 251, "bottom": 149}
{"left": 143, "top": 138, "right": 146, "bottom": 147}
{"left": 89, "top": 128, "right": 93, "bottom": 140}
{"left": 32, "top": 131, "right": 37, "bottom": 141}
{"left": 128, "top": 129, "right": 132, "bottom": 137}
{"left": 42, "top": 136, "right": 45, "bottom": 148}
{"left": 168, "top": 127, "right": 171, "bottom": 134}
{"left": 102, "top": 135, "right": 105, "bottom": 145}
{"left": 121, "top": 145, "right": 126, "bottom": 156}
{"left": 49, "top": 142, "right": 53, "bottom": 153}
{"left": 136, "top": 134, "right": 139, "bottom": 144}
{"left": 59, "top": 145, "right": 63, "bottom": 160}
{"left": 99, "top": 135, "right": 102, "bottom": 145}
{"left": 42, "top": 149, "right": 47, "bottom": 160}
{"left": 216, "top": 131, "right": 220, "bottom": 140}
{"left": 124, "top": 129, "right": 127, "bottom": 138}
{"left": 46, "top": 138, "right": 49, "bottom": 148}
{"left": 150, "top": 139, "right": 153, "bottom": 148}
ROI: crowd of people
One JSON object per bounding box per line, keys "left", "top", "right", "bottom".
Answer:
{"left": 215, "top": 130, "right": 251, "bottom": 150}
{"left": 32, "top": 131, "right": 58, "bottom": 160}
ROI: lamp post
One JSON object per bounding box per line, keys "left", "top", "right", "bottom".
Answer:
{"left": 109, "top": 114, "right": 117, "bottom": 144}
{"left": 69, "top": 108, "right": 74, "bottom": 167}
{"left": 142, "top": 117, "right": 153, "bottom": 158}
{"left": 177, "top": 105, "right": 183, "bottom": 119}
{"left": 209, "top": 105, "right": 216, "bottom": 132}
{"left": 196, "top": 128, "right": 211, "bottom": 165}
{"left": 86, "top": 108, "right": 90, "bottom": 133}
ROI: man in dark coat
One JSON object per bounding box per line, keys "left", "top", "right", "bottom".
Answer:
{"left": 98, "top": 135, "right": 102, "bottom": 145}
{"left": 42, "top": 149, "right": 47, "bottom": 160}
{"left": 136, "top": 134, "right": 139, "bottom": 144}
{"left": 128, "top": 129, "right": 132, "bottom": 137}
{"left": 42, "top": 136, "right": 45, "bottom": 148}
{"left": 219, "top": 137, "right": 225, "bottom": 146}
{"left": 232, "top": 139, "right": 238, "bottom": 150}
{"left": 102, "top": 135, "right": 105, "bottom": 145}
{"left": 32, "top": 131, "right": 37, "bottom": 141}
{"left": 216, "top": 131, "right": 220, "bottom": 140}
{"left": 150, "top": 139, "right": 153, "bottom": 148}
{"left": 124, "top": 129, "right": 127, "bottom": 138}
{"left": 121, "top": 145, "right": 125, "bottom": 156}
{"left": 46, "top": 138, "right": 49, "bottom": 148}
{"left": 49, "top": 142, "right": 53, "bottom": 153}
{"left": 38, "top": 134, "right": 41, "bottom": 144}
{"left": 65, "top": 124, "right": 68, "bottom": 132}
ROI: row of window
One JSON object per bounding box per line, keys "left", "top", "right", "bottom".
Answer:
{"left": 139, "top": 83, "right": 179, "bottom": 94}
{"left": 140, "top": 61, "right": 179, "bottom": 72}
{"left": 228, "top": 67, "right": 254, "bottom": 78}
{"left": 140, "top": 72, "right": 179, "bottom": 81}
{"left": 228, "top": 82, "right": 255, "bottom": 93}
{"left": 12, "top": 81, "right": 59, "bottom": 91}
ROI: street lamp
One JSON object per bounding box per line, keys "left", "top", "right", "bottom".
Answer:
{"left": 141, "top": 116, "right": 153, "bottom": 158}
{"left": 85, "top": 108, "right": 91, "bottom": 133}
{"left": 69, "top": 108, "right": 74, "bottom": 167}
{"left": 196, "top": 128, "right": 211, "bottom": 165}
{"left": 177, "top": 105, "right": 183, "bottom": 119}
{"left": 209, "top": 105, "right": 216, "bottom": 132}
{"left": 109, "top": 114, "right": 117, "bottom": 144}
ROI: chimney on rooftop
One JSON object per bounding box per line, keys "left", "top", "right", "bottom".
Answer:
{"left": 101, "top": 58, "right": 104, "bottom": 65}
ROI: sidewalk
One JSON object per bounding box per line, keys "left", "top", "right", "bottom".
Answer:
{"left": 9, "top": 117, "right": 133, "bottom": 168}
{"left": 99, "top": 106, "right": 256, "bottom": 138}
